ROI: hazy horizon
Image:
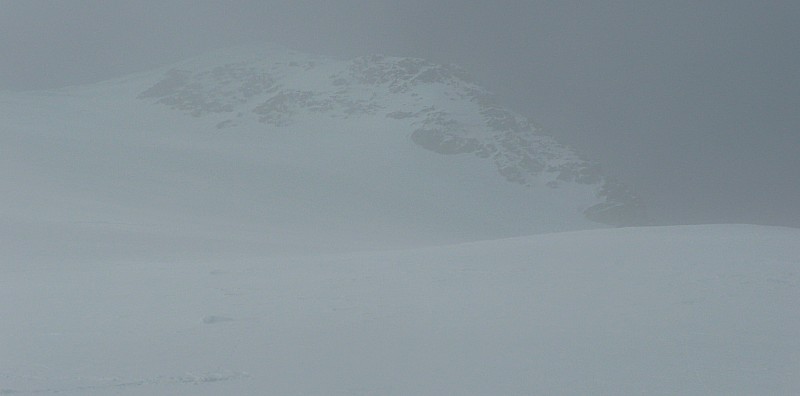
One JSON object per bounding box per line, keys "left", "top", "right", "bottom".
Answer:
{"left": 2, "top": 1, "right": 798, "bottom": 228}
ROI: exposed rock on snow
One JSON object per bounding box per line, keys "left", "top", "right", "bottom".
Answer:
{"left": 135, "top": 46, "right": 645, "bottom": 226}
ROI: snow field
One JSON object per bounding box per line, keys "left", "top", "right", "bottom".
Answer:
{"left": 2, "top": 225, "right": 798, "bottom": 395}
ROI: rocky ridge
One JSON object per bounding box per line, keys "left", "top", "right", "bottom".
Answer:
{"left": 137, "top": 48, "right": 645, "bottom": 226}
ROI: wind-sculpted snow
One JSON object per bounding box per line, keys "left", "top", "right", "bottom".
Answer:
{"left": 2, "top": 225, "right": 798, "bottom": 395}
{"left": 135, "top": 47, "right": 645, "bottom": 226}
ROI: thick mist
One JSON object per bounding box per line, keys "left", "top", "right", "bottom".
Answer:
{"left": 2, "top": 1, "right": 798, "bottom": 227}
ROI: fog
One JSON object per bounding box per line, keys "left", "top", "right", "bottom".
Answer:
{"left": 3, "top": 3, "right": 800, "bottom": 394}
{"left": 2, "top": 0, "right": 798, "bottom": 227}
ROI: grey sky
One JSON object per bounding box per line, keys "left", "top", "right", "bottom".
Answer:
{"left": 2, "top": 0, "right": 798, "bottom": 227}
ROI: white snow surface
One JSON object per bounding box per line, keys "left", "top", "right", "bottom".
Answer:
{"left": 1, "top": 46, "right": 797, "bottom": 394}
{"left": 1, "top": 225, "right": 798, "bottom": 395}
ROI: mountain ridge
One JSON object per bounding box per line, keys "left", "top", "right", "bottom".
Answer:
{"left": 133, "top": 45, "right": 646, "bottom": 227}
{"left": 2, "top": 44, "right": 645, "bottom": 257}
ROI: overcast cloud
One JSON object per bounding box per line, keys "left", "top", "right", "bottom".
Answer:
{"left": 2, "top": 0, "right": 798, "bottom": 227}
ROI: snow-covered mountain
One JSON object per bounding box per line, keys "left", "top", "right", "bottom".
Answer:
{"left": 136, "top": 46, "right": 644, "bottom": 224}
{"left": 1, "top": 45, "right": 797, "bottom": 396}
{"left": 2, "top": 44, "right": 643, "bottom": 258}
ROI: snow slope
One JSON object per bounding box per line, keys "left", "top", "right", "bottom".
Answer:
{"left": 2, "top": 225, "right": 798, "bottom": 395}
{"left": 1, "top": 44, "right": 644, "bottom": 263}
{"left": 1, "top": 45, "right": 796, "bottom": 395}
